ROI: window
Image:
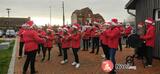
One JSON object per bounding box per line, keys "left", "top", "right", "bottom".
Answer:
{"left": 155, "top": 9, "right": 160, "bottom": 21}
{"left": 88, "top": 14, "right": 91, "bottom": 17}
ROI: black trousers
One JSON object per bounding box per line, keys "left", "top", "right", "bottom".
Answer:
{"left": 126, "top": 37, "right": 130, "bottom": 48}
{"left": 57, "top": 43, "right": 62, "bottom": 55}
{"left": 101, "top": 42, "right": 110, "bottom": 60}
{"left": 19, "top": 42, "right": 24, "bottom": 57}
{"left": 135, "top": 43, "right": 145, "bottom": 58}
{"left": 83, "top": 39, "right": 89, "bottom": 50}
{"left": 145, "top": 46, "right": 153, "bottom": 65}
{"left": 91, "top": 37, "right": 99, "bottom": 54}
{"left": 62, "top": 48, "right": 69, "bottom": 60}
{"left": 72, "top": 48, "right": 80, "bottom": 63}
{"left": 88, "top": 37, "right": 91, "bottom": 48}
{"left": 118, "top": 37, "right": 122, "bottom": 51}
{"left": 38, "top": 44, "right": 44, "bottom": 54}
{"left": 42, "top": 47, "right": 52, "bottom": 60}
{"left": 23, "top": 50, "right": 37, "bottom": 74}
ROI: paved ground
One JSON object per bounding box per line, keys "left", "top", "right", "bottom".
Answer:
{"left": 14, "top": 40, "right": 160, "bottom": 74}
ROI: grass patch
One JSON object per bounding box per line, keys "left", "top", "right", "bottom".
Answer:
{"left": 0, "top": 40, "right": 5, "bottom": 44}
{"left": 0, "top": 40, "right": 15, "bottom": 74}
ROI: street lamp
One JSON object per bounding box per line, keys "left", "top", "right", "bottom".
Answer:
{"left": 6, "top": 8, "right": 11, "bottom": 17}
{"left": 62, "top": 0, "right": 65, "bottom": 26}
{"left": 49, "top": 6, "right": 52, "bottom": 25}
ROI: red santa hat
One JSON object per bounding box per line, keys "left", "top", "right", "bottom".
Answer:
{"left": 85, "top": 25, "right": 91, "bottom": 28}
{"left": 125, "top": 23, "right": 131, "bottom": 28}
{"left": 104, "top": 22, "right": 111, "bottom": 26}
{"left": 21, "top": 23, "right": 27, "bottom": 27}
{"left": 63, "top": 27, "right": 68, "bottom": 32}
{"left": 93, "top": 21, "right": 99, "bottom": 25}
{"left": 47, "top": 28, "right": 53, "bottom": 31}
{"left": 126, "top": 23, "right": 131, "bottom": 26}
{"left": 58, "top": 27, "right": 63, "bottom": 30}
{"left": 118, "top": 22, "right": 123, "bottom": 25}
{"left": 145, "top": 17, "right": 154, "bottom": 24}
{"left": 138, "top": 22, "right": 144, "bottom": 27}
{"left": 26, "top": 20, "right": 34, "bottom": 27}
{"left": 72, "top": 24, "right": 80, "bottom": 30}
{"left": 72, "top": 24, "right": 78, "bottom": 29}
{"left": 47, "top": 27, "right": 53, "bottom": 31}
{"left": 111, "top": 18, "right": 118, "bottom": 26}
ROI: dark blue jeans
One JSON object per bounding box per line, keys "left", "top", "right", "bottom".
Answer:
{"left": 109, "top": 48, "right": 117, "bottom": 72}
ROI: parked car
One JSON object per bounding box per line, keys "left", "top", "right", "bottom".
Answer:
{"left": 5, "top": 29, "right": 16, "bottom": 37}
{"left": 0, "top": 30, "right": 4, "bottom": 37}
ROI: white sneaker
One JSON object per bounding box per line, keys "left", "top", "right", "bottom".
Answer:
{"left": 101, "top": 54, "right": 105, "bottom": 58}
{"left": 75, "top": 63, "right": 80, "bottom": 68}
{"left": 60, "top": 60, "right": 68, "bottom": 64}
{"left": 72, "top": 62, "right": 77, "bottom": 66}
{"left": 148, "top": 65, "right": 152, "bottom": 67}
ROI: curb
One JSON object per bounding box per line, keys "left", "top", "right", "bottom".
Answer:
{"left": 7, "top": 38, "right": 18, "bottom": 74}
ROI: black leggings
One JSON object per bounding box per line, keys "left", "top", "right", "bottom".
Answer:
{"left": 72, "top": 48, "right": 80, "bottom": 63}
{"left": 118, "top": 37, "right": 122, "bottom": 51}
{"left": 145, "top": 46, "right": 153, "bottom": 65}
{"left": 57, "top": 43, "right": 62, "bottom": 55}
{"left": 101, "top": 42, "right": 110, "bottom": 60}
{"left": 23, "top": 50, "right": 37, "bottom": 74}
{"left": 91, "top": 37, "right": 99, "bottom": 53}
{"left": 62, "top": 48, "right": 69, "bottom": 60}
{"left": 19, "top": 42, "right": 24, "bottom": 57}
{"left": 42, "top": 47, "right": 52, "bottom": 60}
{"left": 38, "top": 44, "right": 44, "bottom": 54}
{"left": 83, "top": 39, "right": 89, "bottom": 50}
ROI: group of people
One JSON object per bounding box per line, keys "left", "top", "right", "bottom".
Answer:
{"left": 18, "top": 17, "right": 155, "bottom": 74}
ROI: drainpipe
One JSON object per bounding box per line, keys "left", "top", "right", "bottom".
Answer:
{"left": 127, "top": 9, "right": 136, "bottom": 16}
{"left": 127, "top": 9, "right": 137, "bottom": 33}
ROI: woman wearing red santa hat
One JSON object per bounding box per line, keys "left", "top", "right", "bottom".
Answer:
{"left": 90, "top": 21, "right": 101, "bottom": 54}
{"left": 106, "top": 18, "right": 121, "bottom": 74}
{"left": 135, "top": 22, "right": 145, "bottom": 59}
{"left": 22, "top": 20, "right": 45, "bottom": 74}
{"left": 37, "top": 27, "right": 46, "bottom": 56}
{"left": 18, "top": 24, "right": 26, "bottom": 59}
{"left": 70, "top": 24, "right": 81, "bottom": 68}
{"left": 82, "top": 25, "right": 91, "bottom": 51}
{"left": 55, "top": 27, "right": 63, "bottom": 56}
{"left": 100, "top": 22, "right": 111, "bottom": 60}
{"left": 140, "top": 17, "right": 155, "bottom": 68}
{"left": 41, "top": 28, "right": 54, "bottom": 62}
{"left": 117, "top": 22, "right": 124, "bottom": 51}
{"left": 125, "top": 23, "right": 133, "bottom": 48}
{"left": 60, "top": 27, "right": 71, "bottom": 64}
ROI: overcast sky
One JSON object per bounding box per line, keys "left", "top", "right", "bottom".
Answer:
{"left": 0, "top": 0, "right": 130, "bottom": 25}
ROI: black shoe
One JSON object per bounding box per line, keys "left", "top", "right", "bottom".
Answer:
{"left": 48, "top": 58, "right": 50, "bottom": 61}
{"left": 58, "top": 54, "right": 62, "bottom": 56}
{"left": 90, "top": 51, "right": 94, "bottom": 53}
{"left": 22, "top": 71, "right": 26, "bottom": 74}
{"left": 82, "top": 49, "right": 85, "bottom": 51}
{"left": 109, "top": 71, "right": 116, "bottom": 74}
{"left": 18, "top": 56, "right": 22, "bottom": 59}
{"left": 41, "top": 58, "right": 45, "bottom": 62}
{"left": 31, "top": 71, "right": 38, "bottom": 74}
{"left": 144, "top": 65, "right": 152, "bottom": 68}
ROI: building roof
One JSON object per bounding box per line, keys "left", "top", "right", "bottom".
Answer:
{"left": 93, "top": 13, "right": 105, "bottom": 22}
{"left": 125, "top": 0, "right": 137, "bottom": 9}
{"left": 72, "top": 7, "right": 93, "bottom": 16}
